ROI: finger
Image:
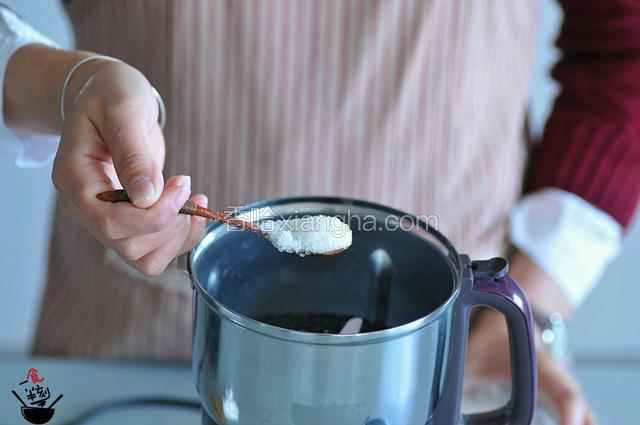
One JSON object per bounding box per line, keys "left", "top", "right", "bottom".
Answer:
{"left": 558, "top": 396, "right": 586, "bottom": 425}
{"left": 178, "top": 194, "right": 208, "bottom": 255}
{"left": 89, "top": 175, "right": 191, "bottom": 239}
{"left": 585, "top": 407, "right": 599, "bottom": 425}
{"left": 54, "top": 111, "right": 123, "bottom": 235}
{"left": 114, "top": 209, "right": 191, "bottom": 262}
{"left": 133, "top": 213, "right": 193, "bottom": 277}
{"left": 538, "top": 357, "right": 586, "bottom": 425}
{"left": 100, "top": 98, "right": 163, "bottom": 207}
{"left": 56, "top": 112, "right": 183, "bottom": 240}
{"left": 54, "top": 111, "right": 117, "bottom": 199}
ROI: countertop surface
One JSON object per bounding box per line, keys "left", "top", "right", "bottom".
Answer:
{"left": 0, "top": 356, "right": 638, "bottom": 424}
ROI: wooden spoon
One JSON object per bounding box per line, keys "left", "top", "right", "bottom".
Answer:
{"left": 97, "top": 189, "right": 263, "bottom": 235}
{"left": 96, "top": 189, "right": 348, "bottom": 256}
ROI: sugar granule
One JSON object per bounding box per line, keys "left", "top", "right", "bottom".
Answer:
{"left": 258, "top": 215, "right": 352, "bottom": 256}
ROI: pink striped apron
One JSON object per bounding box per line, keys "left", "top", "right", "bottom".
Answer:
{"left": 34, "top": 0, "right": 537, "bottom": 360}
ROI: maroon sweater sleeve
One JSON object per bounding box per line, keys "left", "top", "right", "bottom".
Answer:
{"left": 526, "top": 0, "right": 640, "bottom": 228}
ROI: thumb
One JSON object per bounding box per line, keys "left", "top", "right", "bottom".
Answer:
{"left": 102, "top": 111, "right": 164, "bottom": 208}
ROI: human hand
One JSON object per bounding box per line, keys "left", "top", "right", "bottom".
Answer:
{"left": 466, "top": 252, "right": 597, "bottom": 425}
{"left": 52, "top": 59, "right": 206, "bottom": 276}
{"left": 467, "top": 310, "right": 597, "bottom": 424}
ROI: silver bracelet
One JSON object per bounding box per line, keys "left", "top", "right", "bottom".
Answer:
{"left": 533, "top": 309, "right": 569, "bottom": 360}
{"left": 59, "top": 54, "right": 166, "bottom": 129}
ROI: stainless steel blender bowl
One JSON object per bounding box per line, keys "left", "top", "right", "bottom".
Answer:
{"left": 183, "top": 197, "right": 536, "bottom": 425}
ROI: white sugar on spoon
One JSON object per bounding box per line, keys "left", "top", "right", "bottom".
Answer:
{"left": 97, "top": 190, "right": 352, "bottom": 257}
{"left": 258, "top": 215, "right": 352, "bottom": 256}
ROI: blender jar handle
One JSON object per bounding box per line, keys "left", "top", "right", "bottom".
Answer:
{"left": 433, "top": 257, "right": 537, "bottom": 425}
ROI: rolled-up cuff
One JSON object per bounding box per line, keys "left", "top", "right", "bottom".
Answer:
{"left": 510, "top": 188, "right": 622, "bottom": 307}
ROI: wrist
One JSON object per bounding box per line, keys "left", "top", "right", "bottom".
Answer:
{"left": 472, "top": 252, "right": 572, "bottom": 359}
{"left": 69, "top": 59, "right": 161, "bottom": 133}
{"left": 60, "top": 56, "right": 121, "bottom": 123}
{"left": 4, "top": 44, "right": 96, "bottom": 133}
{"left": 508, "top": 250, "right": 572, "bottom": 318}
{"left": 473, "top": 308, "right": 509, "bottom": 342}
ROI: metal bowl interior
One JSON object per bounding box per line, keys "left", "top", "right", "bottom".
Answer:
{"left": 190, "top": 196, "right": 463, "bottom": 344}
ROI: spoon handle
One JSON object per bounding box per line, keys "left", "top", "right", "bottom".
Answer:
{"left": 96, "top": 189, "right": 262, "bottom": 234}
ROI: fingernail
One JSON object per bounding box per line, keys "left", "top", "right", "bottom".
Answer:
{"left": 174, "top": 175, "right": 191, "bottom": 188}
{"left": 172, "top": 184, "right": 191, "bottom": 210}
{"left": 129, "top": 176, "right": 156, "bottom": 205}
{"left": 200, "top": 195, "right": 208, "bottom": 208}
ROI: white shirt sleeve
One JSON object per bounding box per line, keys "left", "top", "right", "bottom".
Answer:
{"left": 0, "top": 5, "right": 60, "bottom": 167}
{"left": 510, "top": 188, "right": 622, "bottom": 307}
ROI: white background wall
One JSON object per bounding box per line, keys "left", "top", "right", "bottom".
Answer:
{"left": 0, "top": 0, "right": 638, "bottom": 360}
{"left": 0, "top": 0, "right": 72, "bottom": 354}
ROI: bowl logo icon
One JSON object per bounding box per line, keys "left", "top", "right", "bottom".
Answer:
{"left": 10, "top": 368, "right": 63, "bottom": 424}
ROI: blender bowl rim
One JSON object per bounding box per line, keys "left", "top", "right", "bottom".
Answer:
{"left": 188, "top": 195, "right": 464, "bottom": 345}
